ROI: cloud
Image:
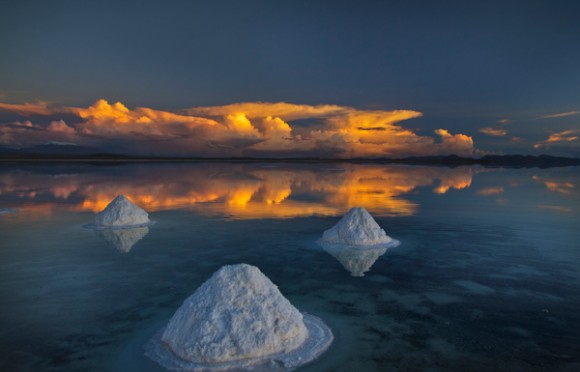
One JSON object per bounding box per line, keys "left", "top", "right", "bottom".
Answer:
{"left": 0, "top": 99, "right": 476, "bottom": 157}
{"left": 540, "top": 111, "right": 580, "bottom": 119}
{"left": 0, "top": 102, "right": 53, "bottom": 116}
{"left": 47, "top": 120, "right": 76, "bottom": 134}
{"left": 497, "top": 119, "right": 511, "bottom": 125}
{"left": 0, "top": 119, "right": 78, "bottom": 146}
{"left": 479, "top": 127, "right": 508, "bottom": 137}
{"left": 534, "top": 129, "right": 579, "bottom": 149}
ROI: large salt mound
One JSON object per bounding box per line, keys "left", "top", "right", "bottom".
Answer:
{"left": 92, "top": 194, "right": 150, "bottom": 228}
{"left": 146, "top": 264, "right": 333, "bottom": 370}
{"left": 319, "top": 207, "right": 400, "bottom": 249}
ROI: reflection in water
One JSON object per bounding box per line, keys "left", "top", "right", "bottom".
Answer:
{"left": 0, "top": 164, "right": 481, "bottom": 219}
{"left": 532, "top": 175, "right": 576, "bottom": 195}
{"left": 95, "top": 227, "right": 149, "bottom": 253}
{"left": 323, "top": 245, "right": 387, "bottom": 277}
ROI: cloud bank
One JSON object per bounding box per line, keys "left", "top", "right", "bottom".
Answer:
{"left": 0, "top": 99, "right": 475, "bottom": 157}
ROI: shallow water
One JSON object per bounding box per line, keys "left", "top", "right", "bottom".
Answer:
{"left": 0, "top": 163, "right": 579, "bottom": 371}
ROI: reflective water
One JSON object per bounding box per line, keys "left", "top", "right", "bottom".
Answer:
{"left": 0, "top": 163, "right": 579, "bottom": 371}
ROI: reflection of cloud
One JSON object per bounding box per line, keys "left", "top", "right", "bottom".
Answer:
{"left": 95, "top": 227, "right": 149, "bottom": 253}
{"left": 538, "top": 205, "right": 572, "bottom": 213}
{"left": 477, "top": 187, "right": 504, "bottom": 196}
{"left": 0, "top": 99, "right": 476, "bottom": 158}
{"left": 540, "top": 111, "right": 580, "bottom": 119}
{"left": 323, "top": 246, "right": 387, "bottom": 277}
{"left": 0, "top": 164, "right": 480, "bottom": 220}
{"left": 479, "top": 127, "right": 507, "bottom": 137}
{"left": 534, "top": 129, "right": 579, "bottom": 149}
{"left": 532, "top": 175, "right": 576, "bottom": 195}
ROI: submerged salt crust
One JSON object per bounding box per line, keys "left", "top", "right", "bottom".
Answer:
{"left": 318, "top": 207, "right": 401, "bottom": 249}
{"left": 145, "top": 264, "right": 333, "bottom": 371}
{"left": 91, "top": 194, "right": 152, "bottom": 228}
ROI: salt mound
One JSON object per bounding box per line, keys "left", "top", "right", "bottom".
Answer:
{"left": 319, "top": 207, "right": 399, "bottom": 248}
{"left": 146, "top": 264, "right": 333, "bottom": 370}
{"left": 324, "top": 245, "right": 387, "bottom": 277}
{"left": 92, "top": 194, "right": 150, "bottom": 228}
{"left": 95, "top": 227, "right": 149, "bottom": 253}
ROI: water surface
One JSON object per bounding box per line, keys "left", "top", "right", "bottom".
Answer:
{"left": 0, "top": 163, "right": 579, "bottom": 371}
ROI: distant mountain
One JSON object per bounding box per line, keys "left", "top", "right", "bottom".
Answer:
{"left": 0, "top": 142, "right": 106, "bottom": 156}
{"left": 0, "top": 151, "right": 578, "bottom": 168}
{"left": 387, "top": 154, "right": 580, "bottom": 168}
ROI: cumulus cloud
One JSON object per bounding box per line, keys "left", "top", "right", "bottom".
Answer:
{"left": 47, "top": 120, "right": 76, "bottom": 134}
{"left": 479, "top": 127, "right": 508, "bottom": 137}
{"left": 534, "top": 129, "right": 579, "bottom": 149}
{"left": 0, "top": 99, "right": 476, "bottom": 157}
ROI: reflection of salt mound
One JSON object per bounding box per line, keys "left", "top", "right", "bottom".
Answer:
{"left": 96, "top": 227, "right": 149, "bottom": 253}
{"left": 93, "top": 194, "right": 150, "bottom": 227}
{"left": 324, "top": 245, "right": 387, "bottom": 277}
{"left": 146, "top": 264, "right": 333, "bottom": 370}
{"left": 319, "top": 207, "right": 399, "bottom": 248}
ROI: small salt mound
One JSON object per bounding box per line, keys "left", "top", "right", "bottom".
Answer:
{"left": 93, "top": 194, "right": 150, "bottom": 228}
{"left": 146, "top": 264, "right": 333, "bottom": 370}
{"left": 95, "top": 227, "right": 149, "bottom": 253}
{"left": 324, "top": 245, "right": 387, "bottom": 277}
{"left": 319, "top": 207, "right": 400, "bottom": 248}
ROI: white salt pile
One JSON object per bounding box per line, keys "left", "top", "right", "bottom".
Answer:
{"left": 92, "top": 194, "right": 151, "bottom": 228}
{"left": 318, "top": 207, "right": 400, "bottom": 249}
{"left": 324, "top": 245, "right": 387, "bottom": 277}
{"left": 145, "top": 264, "right": 333, "bottom": 371}
{"left": 95, "top": 227, "right": 149, "bottom": 253}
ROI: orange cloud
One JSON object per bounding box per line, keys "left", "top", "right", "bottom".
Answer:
{"left": 0, "top": 102, "right": 53, "bottom": 116}
{"left": 479, "top": 127, "right": 508, "bottom": 137}
{"left": 534, "top": 129, "right": 579, "bottom": 149}
{"left": 0, "top": 99, "right": 476, "bottom": 157}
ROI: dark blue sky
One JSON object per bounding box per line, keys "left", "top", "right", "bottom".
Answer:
{"left": 1, "top": 0, "right": 579, "bottom": 156}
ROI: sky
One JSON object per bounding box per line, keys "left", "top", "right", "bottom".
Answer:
{"left": 1, "top": 0, "right": 579, "bottom": 157}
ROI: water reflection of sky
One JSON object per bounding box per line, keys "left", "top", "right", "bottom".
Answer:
{"left": 0, "top": 163, "right": 577, "bottom": 221}
{"left": 4, "top": 163, "right": 466, "bottom": 218}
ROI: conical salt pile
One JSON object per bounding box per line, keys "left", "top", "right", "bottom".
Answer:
{"left": 93, "top": 194, "right": 150, "bottom": 227}
{"left": 146, "top": 264, "right": 333, "bottom": 370}
{"left": 319, "top": 207, "right": 399, "bottom": 248}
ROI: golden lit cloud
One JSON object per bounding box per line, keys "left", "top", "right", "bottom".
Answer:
{"left": 0, "top": 99, "right": 476, "bottom": 157}
{"left": 534, "top": 129, "right": 579, "bottom": 149}
{"left": 479, "top": 127, "right": 508, "bottom": 137}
